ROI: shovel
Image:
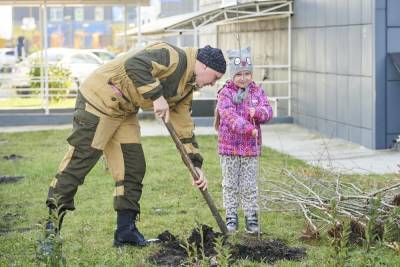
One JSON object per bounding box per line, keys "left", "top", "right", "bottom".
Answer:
{"left": 163, "top": 120, "right": 228, "bottom": 235}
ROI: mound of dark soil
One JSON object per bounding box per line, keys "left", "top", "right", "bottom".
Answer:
{"left": 187, "top": 224, "right": 225, "bottom": 255}
{"left": 149, "top": 231, "right": 187, "bottom": 266}
{"left": 149, "top": 225, "right": 306, "bottom": 266}
{"left": 230, "top": 238, "right": 306, "bottom": 263}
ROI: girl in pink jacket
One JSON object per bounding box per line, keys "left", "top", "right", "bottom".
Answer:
{"left": 216, "top": 47, "right": 273, "bottom": 233}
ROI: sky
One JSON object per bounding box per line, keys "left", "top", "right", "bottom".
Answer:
{"left": 0, "top": 6, "right": 12, "bottom": 39}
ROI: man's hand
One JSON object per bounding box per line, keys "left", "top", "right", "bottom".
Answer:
{"left": 192, "top": 167, "right": 208, "bottom": 191}
{"left": 153, "top": 96, "right": 170, "bottom": 122}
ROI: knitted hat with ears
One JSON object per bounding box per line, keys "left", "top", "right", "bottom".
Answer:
{"left": 227, "top": 46, "right": 253, "bottom": 79}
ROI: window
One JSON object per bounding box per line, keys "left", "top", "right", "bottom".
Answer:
{"left": 50, "top": 7, "right": 63, "bottom": 22}
{"left": 127, "top": 6, "right": 136, "bottom": 22}
{"left": 74, "top": 7, "right": 84, "bottom": 21}
{"left": 70, "top": 53, "right": 102, "bottom": 64}
{"left": 95, "top": 7, "right": 104, "bottom": 21}
{"left": 70, "top": 54, "right": 88, "bottom": 64}
{"left": 84, "top": 54, "right": 102, "bottom": 64}
{"left": 84, "top": 7, "right": 94, "bottom": 20}
{"left": 46, "top": 51, "right": 65, "bottom": 63}
{"left": 112, "top": 6, "right": 124, "bottom": 22}
{"left": 28, "top": 50, "right": 65, "bottom": 64}
{"left": 221, "top": 0, "right": 237, "bottom": 6}
{"left": 93, "top": 51, "right": 115, "bottom": 61}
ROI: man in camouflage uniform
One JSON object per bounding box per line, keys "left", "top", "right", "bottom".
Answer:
{"left": 46, "top": 42, "right": 226, "bottom": 247}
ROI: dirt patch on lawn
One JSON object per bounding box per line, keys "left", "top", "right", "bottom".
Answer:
{"left": 0, "top": 176, "right": 25, "bottom": 184}
{"left": 0, "top": 204, "right": 33, "bottom": 235}
{"left": 0, "top": 211, "right": 31, "bottom": 235}
{"left": 149, "top": 225, "right": 306, "bottom": 266}
{"left": 3, "top": 154, "right": 23, "bottom": 161}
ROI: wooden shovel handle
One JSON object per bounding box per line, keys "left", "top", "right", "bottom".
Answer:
{"left": 163, "top": 120, "right": 228, "bottom": 235}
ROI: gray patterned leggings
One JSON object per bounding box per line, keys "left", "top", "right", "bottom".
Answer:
{"left": 220, "top": 155, "right": 259, "bottom": 218}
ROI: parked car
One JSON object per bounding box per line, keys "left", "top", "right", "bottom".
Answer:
{"left": 57, "top": 50, "right": 103, "bottom": 87}
{"left": 11, "top": 48, "right": 75, "bottom": 89}
{"left": 87, "top": 49, "right": 115, "bottom": 63}
{"left": 11, "top": 48, "right": 102, "bottom": 91}
{"left": 0, "top": 48, "right": 17, "bottom": 73}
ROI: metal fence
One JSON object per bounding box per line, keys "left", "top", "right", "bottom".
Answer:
{"left": 0, "top": 63, "right": 78, "bottom": 110}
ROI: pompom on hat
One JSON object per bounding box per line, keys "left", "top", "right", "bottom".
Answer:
{"left": 197, "top": 45, "right": 227, "bottom": 74}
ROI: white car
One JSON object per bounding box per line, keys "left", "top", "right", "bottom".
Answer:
{"left": 0, "top": 48, "right": 17, "bottom": 73}
{"left": 87, "top": 49, "right": 115, "bottom": 63}
{"left": 11, "top": 48, "right": 75, "bottom": 89}
{"left": 11, "top": 48, "right": 102, "bottom": 90}
{"left": 57, "top": 50, "right": 103, "bottom": 87}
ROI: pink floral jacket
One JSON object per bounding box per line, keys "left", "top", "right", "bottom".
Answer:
{"left": 217, "top": 81, "right": 273, "bottom": 156}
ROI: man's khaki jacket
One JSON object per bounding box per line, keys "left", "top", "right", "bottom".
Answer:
{"left": 79, "top": 42, "right": 203, "bottom": 167}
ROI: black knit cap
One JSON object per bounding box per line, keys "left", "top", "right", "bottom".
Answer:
{"left": 197, "top": 45, "right": 226, "bottom": 74}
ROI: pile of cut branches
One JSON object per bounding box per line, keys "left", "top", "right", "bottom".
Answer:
{"left": 259, "top": 168, "right": 400, "bottom": 243}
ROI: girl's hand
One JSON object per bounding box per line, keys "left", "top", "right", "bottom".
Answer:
{"left": 249, "top": 107, "right": 256, "bottom": 118}
{"left": 252, "top": 128, "right": 258, "bottom": 138}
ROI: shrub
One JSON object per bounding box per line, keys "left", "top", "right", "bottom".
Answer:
{"left": 29, "top": 64, "right": 72, "bottom": 102}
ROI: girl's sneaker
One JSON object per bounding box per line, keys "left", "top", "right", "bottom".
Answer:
{"left": 226, "top": 215, "right": 238, "bottom": 233}
{"left": 245, "top": 213, "right": 259, "bottom": 234}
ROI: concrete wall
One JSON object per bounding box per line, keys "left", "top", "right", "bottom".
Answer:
{"left": 291, "top": 0, "right": 375, "bottom": 148}
{"left": 375, "top": 0, "right": 400, "bottom": 149}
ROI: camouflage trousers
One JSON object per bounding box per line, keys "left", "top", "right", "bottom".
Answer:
{"left": 46, "top": 93, "right": 145, "bottom": 213}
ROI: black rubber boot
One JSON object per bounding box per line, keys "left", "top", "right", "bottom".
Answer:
{"left": 113, "top": 210, "right": 148, "bottom": 247}
{"left": 45, "top": 208, "right": 66, "bottom": 236}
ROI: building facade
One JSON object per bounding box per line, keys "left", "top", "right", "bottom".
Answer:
{"left": 12, "top": 0, "right": 196, "bottom": 51}
{"left": 197, "top": 0, "right": 399, "bottom": 150}
{"left": 157, "top": 0, "right": 196, "bottom": 47}
{"left": 375, "top": 0, "right": 400, "bottom": 149}
{"left": 12, "top": 6, "right": 137, "bottom": 51}
{"left": 291, "top": 0, "right": 399, "bottom": 149}
{"left": 291, "top": 0, "right": 374, "bottom": 148}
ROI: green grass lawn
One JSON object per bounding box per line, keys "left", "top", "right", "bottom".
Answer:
{"left": 0, "top": 130, "right": 399, "bottom": 266}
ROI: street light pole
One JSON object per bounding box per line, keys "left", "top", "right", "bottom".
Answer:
{"left": 43, "top": 0, "right": 49, "bottom": 115}
{"left": 124, "top": 3, "right": 128, "bottom": 51}
{"left": 136, "top": 4, "right": 141, "bottom": 47}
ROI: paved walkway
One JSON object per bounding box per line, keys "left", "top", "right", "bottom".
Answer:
{"left": 261, "top": 124, "right": 400, "bottom": 175}
{"left": 1, "top": 120, "right": 399, "bottom": 175}
{"left": 0, "top": 119, "right": 215, "bottom": 136}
